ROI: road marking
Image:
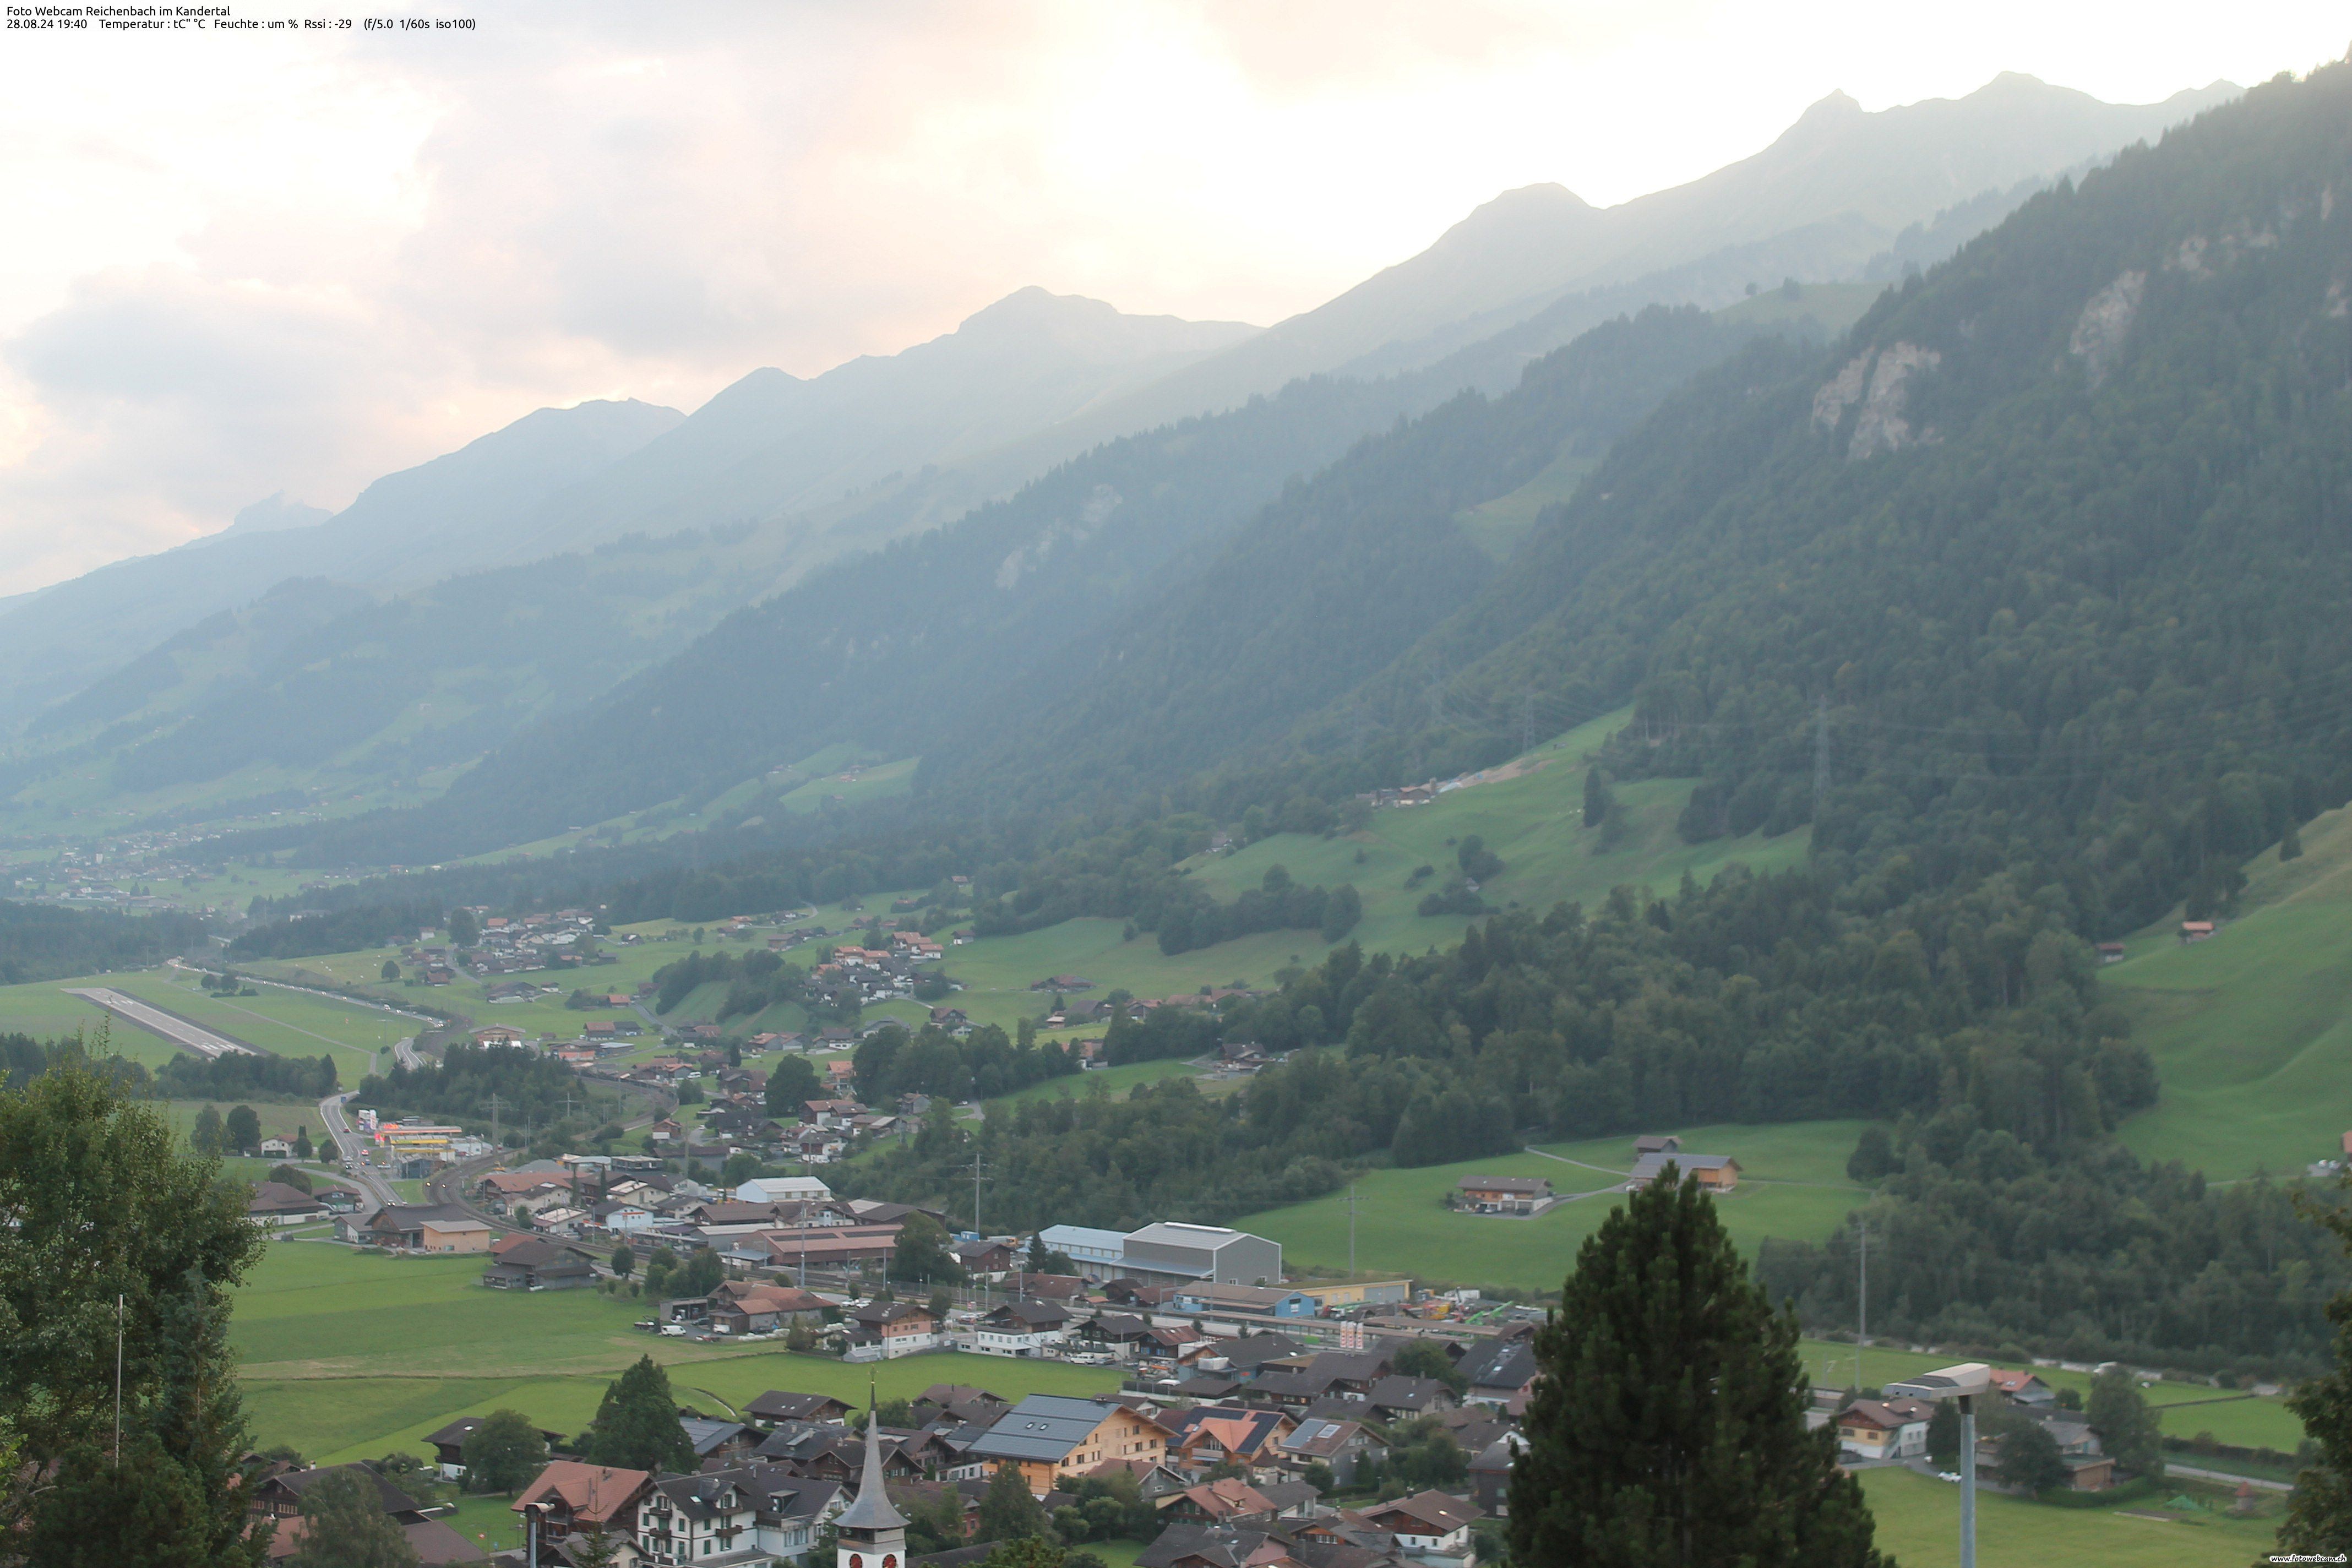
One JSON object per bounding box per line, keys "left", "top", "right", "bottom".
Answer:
{"left": 64, "top": 987, "right": 255, "bottom": 1057}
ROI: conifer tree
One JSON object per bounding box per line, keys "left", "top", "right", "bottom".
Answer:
{"left": 1508, "top": 1169, "right": 1886, "bottom": 1568}
{"left": 581, "top": 1355, "right": 694, "bottom": 1475}
{"left": 2282, "top": 1197, "right": 2352, "bottom": 1552}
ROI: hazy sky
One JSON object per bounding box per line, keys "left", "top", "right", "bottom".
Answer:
{"left": 0, "top": 1, "right": 2343, "bottom": 595}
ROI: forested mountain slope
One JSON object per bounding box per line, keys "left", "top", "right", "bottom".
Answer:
{"left": 915, "top": 306, "right": 1782, "bottom": 815}
{"left": 1296, "top": 63, "right": 2352, "bottom": 939}
{"left": 326, "top": 302, "right": 1805, "bottom": 862}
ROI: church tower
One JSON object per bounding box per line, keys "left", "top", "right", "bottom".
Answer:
{"left": 836, "top": 1407, "right": 907, "bottom": 1568}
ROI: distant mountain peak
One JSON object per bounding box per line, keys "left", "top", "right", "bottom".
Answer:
{"left": 1796, "top": 89, "right": 1864, "bottom": 123}
{"left": 217, "top": 492, "right": 330, "bottom": 540}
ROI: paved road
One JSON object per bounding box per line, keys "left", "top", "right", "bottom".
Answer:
{"left": 393, "top": 1036, "right": 423, "bottom": 1070}
{"left": 2169, "top": 1462, "right": 2293, "bottom": 1492}
{"left": 66, "top": 987, "right": 256, "bottom": 1058}
{"left": 318, "top": 1091, "right": 399, "bottom": 1209}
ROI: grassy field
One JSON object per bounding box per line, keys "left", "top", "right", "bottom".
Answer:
{"left": 1854, "top": 1465, "right": 2276, "bottom": 1567}
{"left": 233, "top": 1244, "right": 1121, "bottom": 1465}
{"left": 993, "top": 1058, "right": 1212, "bottom": 1107}
{"left": 1184, "top": 711, "right": 1809, "bottom": 963}
{"left": 1239, "top": 1120, "right": 1871, "bottom": 1293}
{"left": 2108, "top": 802, "right": 2352, "bottom": 1178}
{"left": 1793, "top": 1340, "right": 2305, "bottom": 1452}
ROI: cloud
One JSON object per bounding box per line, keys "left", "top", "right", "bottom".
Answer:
{"left": 0, "top": 0, "right": 2344, "bottom": 596}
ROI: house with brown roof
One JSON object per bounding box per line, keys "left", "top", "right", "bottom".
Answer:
{"left": 247, "top": 1181, "right": 327, "bottom": 1226}
{"left": 512, "top": 1460, "right": 656, "bottom": 1544}
{"left": 253, "top": 1464, "right": 481, "bottom": 1566}
{"left": 848, "top": 1299, "right": 941, "bottom": 1356}
{"left": 1357, "top": 1491, "right": 1483, "bottom": 1561}
{"left": 1165, "top": 1406, "right": 1295, "bottom": 1480}
{"left": 1834, "top": 1397, "right": 1935, "bottom": 1461}
{"left": 1275, "top": 1417, "right": 1387, "bottom": 1486}
{"left": 1625, "top": 1153, "right": 1739, "bottom": 1192}
{"left": 707, "top": 1281, "right": 830, "bottom": 1335}
{"left": 1159, "top": 1477, "right": 1281, "bottom": 1525}
{"left": 1455, "top": 1177, "right": 1551, "bottom": 1215}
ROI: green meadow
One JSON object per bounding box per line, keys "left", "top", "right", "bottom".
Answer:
{"left": 1855, "top": 1466, "right": 2276, "bottom": 1567}
{"left": 1239, "top": 1120, "right": 1871, "bottom": 1293}
{"left": 2108, "top": 802, "right": 2352, "bottom": 1178}
{"left": 935, "top": 712, "right": 1806, "bottom": 1031}
{"left": 233, "top": 1244, "right": 1120, "bottom": 1466}
{"left": 1184, "top": 711, "right": 1808, "bottom": 962}
{"left": 1793, "top": 1340, "right": 2305, "bottom": 1452}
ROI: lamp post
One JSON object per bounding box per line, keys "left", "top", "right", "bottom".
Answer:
{"left": 1904, "top": 1363, "right": 1990, "bottom": 1568}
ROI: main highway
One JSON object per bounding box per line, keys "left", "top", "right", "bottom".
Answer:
{"left": 317, "top": 1090, "right": 400, "bottom": 1209}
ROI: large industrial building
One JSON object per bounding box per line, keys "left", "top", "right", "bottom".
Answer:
{"left": 1036, "top": 1221, "right": 1283, "bottom": 1286}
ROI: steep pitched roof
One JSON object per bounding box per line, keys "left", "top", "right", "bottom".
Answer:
{"left": 836, "top": 1412, "right": 908, "bottom": 1531}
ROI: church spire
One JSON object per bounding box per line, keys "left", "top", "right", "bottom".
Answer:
{"left": 835, "top": 1393, "right": 906, "bottom": 1539}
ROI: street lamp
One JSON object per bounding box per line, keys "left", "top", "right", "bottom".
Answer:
{"left": 1888, "top": 1362, "right": 1991, "bottom": 1568}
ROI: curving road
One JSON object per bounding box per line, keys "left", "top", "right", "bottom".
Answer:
{"left": 393, "top": 1036, "right": 423, "bottom": 1070}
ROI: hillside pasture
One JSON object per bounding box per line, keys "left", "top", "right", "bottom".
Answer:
{"left": 2109, "top": 802, "right": 2352, "bottom": 1178}
{"left": 1238, "top": 1120, "right": 1870, "bottom": 1293}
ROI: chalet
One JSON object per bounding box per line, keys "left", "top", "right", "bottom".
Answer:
{"left": 965, "top": 1395, "right": 1173, "bottom": 1496}
{"left": 847, "top": 1299, "right": 941, "bottom": 1357}
{"left": 1364, "top": 1375, "right": 1457, "bottom": 1420}
{"left": 635, "top": 1469, "right": 760, "bottom": 1563}
{"left": 472, "top": 1025, "right": 528, "bottom": 1049}
{"left": 1986, "top": 1369, "right": 2056, "bottom": 1407}
{"left": 482, "top": 1236, "right": 597, "bottom": 1291}
{"left": 1072, "top": 1312, "right": 1172, "bottom": 1360}
{"left": 2180, "top": 920, "right": 2216, "bottom": 943}
{"left": 974, "top": 1298, "right": 1071, "bottom": 1356}
{"left": 2096, "top": 942, "right": 2127, "bottom": 964}
{"left": 1158, "top": 1477, "right": 1279, "bottom": 1525}
{"left": 1165, "top": 1406, "right": 1294, "bottom": 1480}
{"left": 252, "top": 1464, "right": 480, "bottom": 1565}
{"left": 1456, "top": 1336, "right": 1540, "bottom": 1406}
{"left": 1358, "top": 1490, "right": 1483, "bottom": 1562}
{"left": 1468, "top": 1433, "right": 1523, "bottom": 1515}
{"left": 352, "top": 1203, "right": 493, "bottom": 1253}
{"left": 422, "top": 1415, "right": 565, "bottom": 1480}
{"left": 1834, "top": 1397, "right": 1935, "bottom": 1461}
{"left": 1276, "top": 1417, "right": 1385, "bottom": 1485}
{"left": 1632, "top": 1134, "right": 1682, "bottom": 1156}
{"left": 707, "top": 1281, "right": 830, "bottom": 1335}
{"left": 748, "top": 1390, "right": 854, "bottom": 1428}
{"left": 680, "top": 1417, "right": 765, "bottom": 1461}
{"left": 247, "top": 1181, "right": 327, "bottom": 1227}
{"left": 1625, "top": 1153, "right": 1739, "bottom": 1192}
{"left": 954, "top": 1238, "right": 1020, "bottom": 1274}
{"left": 1456, "top": 1176, "right": 1551, "bottom": 1215}
{"left": 258, "top": 1136, "right": 295, "bottom": 1158}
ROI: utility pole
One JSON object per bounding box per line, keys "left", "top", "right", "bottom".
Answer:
{"left": 1346, "top": 1183, "right": 1359, "bottom": 1280}
{"left": 488, "top": 1092, "right": 504, "bottom": 1151}
{"left": 1857, "top": 1222, "right": 1868, "bottom": 1392}
{"left": 1813, "top": 693, "right": 1831, "bottom": 810}
{"left": 1521, "top": 690, "right": 1536, "bottom": 755}
{"left": 971, "top": 1151, "right": 988, "bottom": 1237}
{"left": 113, "top": 1294, "right": 124, "bottom": 1469}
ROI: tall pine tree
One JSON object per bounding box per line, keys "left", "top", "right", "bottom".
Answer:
{"left": 1508, "top": 1169, "right": 1886, "bottom": 1568}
